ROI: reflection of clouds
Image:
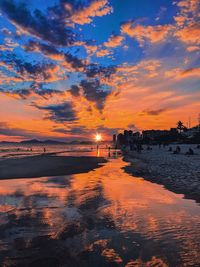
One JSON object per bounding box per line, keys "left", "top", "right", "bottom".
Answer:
{"left": 87, "top": 239, "right": 109, "bottom": 251}
{"left": 64, "top": 158, "right": 200, "bottom": 265}
{"left": 0, "top": 204, "right": 13, "bottom": 213}
{"left": 101, "top": 248, "right": 123, "bottom": 264}
{"left": 0, "top": 176, "right": 71, "bottom": 204}
{"left": 99, "top": 160, "right": 200, "bottom": 264}
{"left": 0, "top": 158, "right": 200, "bottom": 266}
{"left": 125, "top": 256, "right": 168, "bottom": 267}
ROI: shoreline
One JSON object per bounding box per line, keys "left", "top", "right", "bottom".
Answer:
{"left": 123, "top": 144, "right": 200, "bottom": 203}
{"left": 0, "top": 149, "right": 94, "bottom": 160}
{"left": 0, "top": 155, "right": 107, "bottom": 180}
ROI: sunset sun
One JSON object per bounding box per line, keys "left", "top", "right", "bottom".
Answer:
{"left": 95, "top": 133, "right": 102, "bottom": 142}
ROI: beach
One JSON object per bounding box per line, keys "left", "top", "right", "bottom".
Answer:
{"left": 124, "top": 144, "right": 200, "bottom": 202}
{"left": 0, "top": 154, "right": 107, "bottom": 179}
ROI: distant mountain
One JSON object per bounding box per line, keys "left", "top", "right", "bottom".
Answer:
{"left": 0, "top": 141, "right": 16, "bottom": 144}
{"left": 0, "top": 139, "right": 96, "bottom": 145}
{"left": 20, "top": 139, "right": 40, "bottom": 144}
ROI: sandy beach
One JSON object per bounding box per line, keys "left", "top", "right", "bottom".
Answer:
{"left": 124, "top": 144, "right": 200, "bottom": 203}
{"left": 0, "top": 155, "right": 107, "bottom": 179}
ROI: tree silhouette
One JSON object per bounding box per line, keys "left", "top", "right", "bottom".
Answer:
{"left": 177, "top": 121, "right": 185, "bottom": 133}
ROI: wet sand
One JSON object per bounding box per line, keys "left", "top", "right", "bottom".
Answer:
{"left": 0, "top": 155, "right": 107, "bottom": 179}
{"left": 124, "top": 144, "right": 200, "bottom": 203}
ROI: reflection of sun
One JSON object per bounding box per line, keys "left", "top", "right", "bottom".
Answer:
{"left": 95, "top": 134, "right": 102, "bottom": 142}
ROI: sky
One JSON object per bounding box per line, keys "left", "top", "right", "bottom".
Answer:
{"left": 0, "top": 0, "right": 199, "bottom": 141}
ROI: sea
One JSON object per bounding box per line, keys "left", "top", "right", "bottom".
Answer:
{"left": 0, "top": 143, "right": 110, "bottom": 159}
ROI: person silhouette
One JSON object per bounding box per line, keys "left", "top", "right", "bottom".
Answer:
{"left": 108, "top": 146, "right": 111, "bottom": 157}
{"left": 185, "top": 148, "right": 194, "bottom": 155}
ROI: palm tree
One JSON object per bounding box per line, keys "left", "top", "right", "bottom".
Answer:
{"left": 177, "top": 121, "right": 185, "bottom": 133}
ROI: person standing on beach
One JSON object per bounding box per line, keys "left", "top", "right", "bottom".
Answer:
{"left": 108, "top": 146, "right": 111, "bottom": 157}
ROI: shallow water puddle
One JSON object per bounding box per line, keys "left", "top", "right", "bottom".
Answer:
{"left": 0, "top": 157, "right": 200, "bottom": 266}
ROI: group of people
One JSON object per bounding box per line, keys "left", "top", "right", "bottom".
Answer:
{"left": 124, "top": 142, "right": 197, "bottom": 156}
{"left": 172, "top": 146, "right": 181, "bottom": 154}
{"left": 169, "top": 145, "right": 194, "bottom": 155}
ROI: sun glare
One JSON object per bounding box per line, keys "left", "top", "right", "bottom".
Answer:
{"left": 95, "top": 134, "right": 102, "bottom": 142}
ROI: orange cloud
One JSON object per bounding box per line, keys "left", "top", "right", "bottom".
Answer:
{"left": 70, "top": 0, "right": 113, "bottom": 25}
{"left": 104, "top": 35, "right": 124, "bottom": 48}
{"left": 117, "top": 60, "right": 161, "bottom": 81}
{"left": 165, "top": 67, "right": 200, "bottom": 79}
{"left": 177, "top": 0, "right": 199, "bottom": 15}
{"left": 96, "top": 48, "right": 111, "bottom": 57}
{"left": 0, "top": 72, "right": 22, "bottom": 84}
{"left": 85, "top": 44, "right": 98, "bottom": 56}
{"left": 175, "top": 22, "right": 200, "bottom": 44}
{"left": 181, "top": 67, "right": 200, "bottom": 77}
{"left": 121, "top": 22, "right": 172, "bottom": 44}
{"left": 74, "top": 41, "right": 98, "bottom": 57}
{"left": 174, "top": 0, "right": 199, "bottom": 26}
{"left": 174, "top": 15, "right": 188, "bottom": 26}
{"left": 187, "top": 46, "right": 200, "bottom": 52}
{"left": 101, "top": 57, "right": 200, "bottom": 130}
{"left": 173, "top": 0, "right": 200, "bottom": 49}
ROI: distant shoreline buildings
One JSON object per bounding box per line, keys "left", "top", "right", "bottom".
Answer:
{"left": 113, "top": 124, "right": 200, "bottom": 148}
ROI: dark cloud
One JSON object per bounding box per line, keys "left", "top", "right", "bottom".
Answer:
{"left": 14, "top": 60, "right": 54, "bottom": 79}
{"left": 24, "top": 41, "right": 115, "bottom": 74}
{"left": 24, "top": 40, "right": 86, "bottom": 71}
{"left": 70, "top": 85, "right": 80, "bottom": 96}
{"left": 96, "top": 125, "right": 122, "bottom": 136}
{"left": 35, "top": 88, "right": 64, "bottom": 99}
{"left": 24, "top": 40, "right": 61, "bottom": 57}
{"left": 0, "top": 0, "right": 75, "bottom": 46}
{"left": 0, "top": 88, "right": 30, "bottom": 99}
{"left": 64, "top": 52, "right": 86, "bottom": 70}
{"left": 127, "top": 124, "right": 136, "bottom": 129}
{"left": 80, "top": 79, "right": 111, "bottom": 110}
{"left": 33, "top": 102, "right": 77, "bottom": 122}
{"left": 127, "top": 124, "right": 140, "bottom": 132}
{"left": 1, "top": 54, "right": 61, "bottom": 82}
{"left": 53, "top": 125, "right": 88, "bottom": 135}
{"left": 0, "top": 122, "right": 39, "bottom": 138}
{"left": 0, "top": 83, "right": 64, "bottom": 99}
{"left": 143, "top": 108, "right": 167, "bottom": 116}
{"left": 86, "top": 63, "right": 116, "bottom": 78}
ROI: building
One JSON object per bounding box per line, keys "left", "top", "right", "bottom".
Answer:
{"left": 182, "top": 126, "right": 200, "bottom": 139}
{"left": 117, "top": 133, "right": 125, "bottom": 147}
{"left": 116, "top": 130, "right": 141, "bottom": 147}
{"left": 112, "top": 134, "right": 117, "bottom": 144}
{"left": 142, "top": 128, "right": 178, "bottom": 143}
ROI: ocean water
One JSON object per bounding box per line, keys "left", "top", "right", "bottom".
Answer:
{"left": 0, "top": 151, "right": 200, "bottom": 266}
{"left": 0, "top": 143, "right": 110, "bottom": 159}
